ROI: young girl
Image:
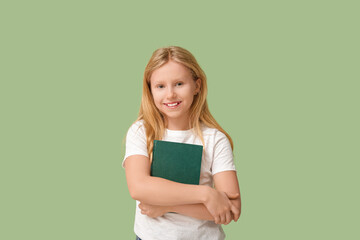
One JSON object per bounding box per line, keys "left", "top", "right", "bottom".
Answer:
{"left": 123, "top": 46, "right": 241, "bottom": 240}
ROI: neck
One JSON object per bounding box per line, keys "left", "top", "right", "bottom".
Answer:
{"left": 165, "top": 118, "right": 191, "bottom": 131}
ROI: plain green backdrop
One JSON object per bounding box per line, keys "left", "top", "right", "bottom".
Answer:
{"left": 1, "top": 0, "right": 359, "bottom": 239}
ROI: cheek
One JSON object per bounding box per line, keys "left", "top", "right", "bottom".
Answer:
{"left": 184, "top": 88, "right": 195, "bottom": 100}
{"left": 186, "top": 91, "right": 196, "bottom": 106}
{"left": 152, "top": 92, "right": 162, "bottom": 106}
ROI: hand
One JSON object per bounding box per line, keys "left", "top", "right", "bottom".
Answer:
{"left": 138, "top": 202, "right": 168, "bottom": 218}
{"left": 228, "top": 193, "right": 241, "bottom": 222}
{"left": 203, "top": 188, "right": 240, "bottom": 225}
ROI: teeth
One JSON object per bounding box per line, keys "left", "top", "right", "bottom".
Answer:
{"left": 166, "top": 102, "right": 180, "bottom": 107}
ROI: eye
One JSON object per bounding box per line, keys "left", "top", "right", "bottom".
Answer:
{"left": 157, "top": 84, "right": 164, "bottom": 89}
{"left": 176, "top": 82, "right": 183, "bottom": 86}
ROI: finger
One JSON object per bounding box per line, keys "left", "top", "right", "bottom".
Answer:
{"left": 230, "top": 212, "right": 235, "bottom": 223}
{"left": 225, "top": 210, "right": 232, "bottom": 225}
{"left": 220, "top": 214, "right": 226, "bottom": 225}
{"left": 214, "top": 216, "right": 219, "bottom": 225}
{"left": 231, "top": 204, "right": 240, "bottom": 222}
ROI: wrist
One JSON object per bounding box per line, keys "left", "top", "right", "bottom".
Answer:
{"left": 200, "top": 185, "right": 213, "bottom": 204}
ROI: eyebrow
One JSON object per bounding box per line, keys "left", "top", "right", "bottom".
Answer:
{"left": 152, "top": 78, "right": 183, "bottom": 85}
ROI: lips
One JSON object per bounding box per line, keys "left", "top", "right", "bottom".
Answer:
{"left": 164, "top": 101, "right": 182, "bottom": 107}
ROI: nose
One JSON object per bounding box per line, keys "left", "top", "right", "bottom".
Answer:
{"left": 167, "top": 86, "right": 176, "bottom": 99}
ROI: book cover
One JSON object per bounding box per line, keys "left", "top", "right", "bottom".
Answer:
{"left": 151, "top": 140, "right": 203, "bottom": 185}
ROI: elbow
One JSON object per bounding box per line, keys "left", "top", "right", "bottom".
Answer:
{"left": 128, "top": 184, "right": 143, "bottom": 201}
{"left": 128, "top": 178, "right": 149, "bottom": 201}
{"left": 129, "top": 188, "right": 139, "bottom": 200}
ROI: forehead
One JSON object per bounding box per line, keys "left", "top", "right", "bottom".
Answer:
{"left": 150, "top": 61, "right": 192, "bottom": 83}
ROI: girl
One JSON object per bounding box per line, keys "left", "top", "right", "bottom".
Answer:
{"left": 123, "top": 46, "right": 241, "bottom": 240}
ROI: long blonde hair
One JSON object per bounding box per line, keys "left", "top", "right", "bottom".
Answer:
{"left": 136, "top": 46, "right": 233, "bottom": 161}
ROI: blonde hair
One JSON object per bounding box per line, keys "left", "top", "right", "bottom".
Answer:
{"left": 135, "top": 46, "right": 233, "bottom": 161}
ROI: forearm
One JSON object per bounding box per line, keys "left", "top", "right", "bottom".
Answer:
{"left": 167, "top": 203, "right": 214, "bottom": 221}
{"left": 167, "top": 201, "right": 240, "bottom": 222}
{"left": 131, "top": 176, "right": 210, "bottom": 206}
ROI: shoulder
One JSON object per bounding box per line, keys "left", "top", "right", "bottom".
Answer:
{"left": 128, "top": 119, "right": 145, "bottom": 131}
{"left": 126, "top": 119, "right": 146, "bottom": 138}
{"left": 201, "top": 124, "right": 230, "bottom": 142}
{"left": 201, "top": 124, "right": 232, "bottom": 155}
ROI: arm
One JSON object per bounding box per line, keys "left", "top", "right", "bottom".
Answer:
{"left": 139, "top": 194, "right": 240, "bottom": 222}
{"left": 168, "top": 204, "right": 213, "bottom": 220}
{"left": 138, "top": 170, "right": 241, "bottom": 223}
{"left": 166, "top": 184, "right": 240, "bottom": 222}
{"left": 138, "top": 202, "right": 214, "bottom": 220}
{"left": 125, "top": 154, "right": 237, "bottom": 222}
{"left": 139, "top": 186, "right": 239, "bottom": 223}
{"left": 213, "top": 170, "right": 241, "bottom": 222}
{"left": 125, "top": 154, "right": 209, "bottom": 206}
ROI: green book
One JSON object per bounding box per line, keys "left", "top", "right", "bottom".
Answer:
{"left": 151, "top": 140, "right": 203, "bottom": 185}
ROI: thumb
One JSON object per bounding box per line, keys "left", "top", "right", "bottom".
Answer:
{"left": 225, "top": 192, "right": 239, "bottom": 200}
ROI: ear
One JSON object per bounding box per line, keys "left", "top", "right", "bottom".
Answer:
{"left": 194, "top": 78, "right": 201, "bottom": 95}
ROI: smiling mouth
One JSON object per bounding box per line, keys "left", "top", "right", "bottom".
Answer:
{"left": 164, "top": 101, "right": 182, "bottom": 108}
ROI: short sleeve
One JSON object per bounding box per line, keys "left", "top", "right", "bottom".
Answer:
{"left": 122, "top": 121, "right": 149, "bottom": 168}
{"left": 211, "top": 131, "right": 236, "bottom": 175}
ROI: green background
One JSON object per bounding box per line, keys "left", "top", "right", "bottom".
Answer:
{"left": 1, "top": 0, "right": 359, "bottom": 239}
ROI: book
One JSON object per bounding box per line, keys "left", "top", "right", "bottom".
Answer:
{"left": 151, "top": 140, "right": 203, "bottom": 185}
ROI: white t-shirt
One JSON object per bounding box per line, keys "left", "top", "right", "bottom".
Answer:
{"left": 122, "top": 120, "right": 236, "bottom": 240}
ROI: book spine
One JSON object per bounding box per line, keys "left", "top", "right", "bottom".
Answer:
{"left": 151, "top": 140, "right": 157, "bottom": 176}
